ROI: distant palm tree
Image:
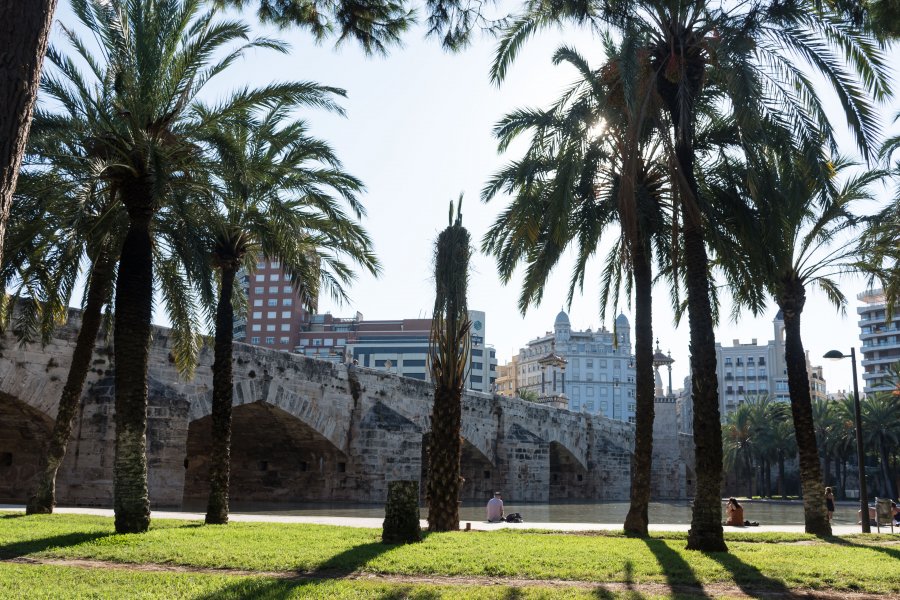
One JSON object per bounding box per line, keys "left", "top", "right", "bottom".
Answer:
{"left": 861, "top": 394, "right": 900, "bottom": 499}
{"left": 426, "top": 198, "right": 471, "bottom": 532}
{"left": 199, "top": 104, "right": 379, "bottom": 524}
{"left": 39, "top": 0, "right": 326, "bottom": 533}
{"left": 717, "top": 143, "right": 883, "bottom": 535}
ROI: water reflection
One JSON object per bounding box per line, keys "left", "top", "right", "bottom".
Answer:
{"left": 182, "top": 500, "right": 858, "bottom": 525}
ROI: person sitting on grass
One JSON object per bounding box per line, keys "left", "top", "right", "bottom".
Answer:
{"left": 725, "top": 498, "right": 744, "bottom": 526}
{"left": 486, "top": 492, "right": 504, "bottom": 523}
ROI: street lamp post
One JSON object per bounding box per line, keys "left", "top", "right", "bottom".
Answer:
{"left": 824, "top": 348, "right": 870, "bottom": 533}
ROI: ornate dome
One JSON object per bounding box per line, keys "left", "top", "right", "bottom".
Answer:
{"left": 615, "top": 313, "right": 630, "bottom": 328}
{"left": 554, "top": 309, "right": 570, "bottom": 328}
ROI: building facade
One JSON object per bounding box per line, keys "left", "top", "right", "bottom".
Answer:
{"left": 494, "top": 356, "right": 519, "bottom": 397}
{"left": 715, "top": 311, "right": 827, "bottom": 416}
{"left": 513, "top": 311, "right": 637, "bottom": 423}
{"left": 295, "top": 310, "right": 498, "bottom": 393}
{"left": 858, "top": 288, "right": 900, "bottom": 395}
{"left": 233, "top": 259, "right": 314, "bottom": 351}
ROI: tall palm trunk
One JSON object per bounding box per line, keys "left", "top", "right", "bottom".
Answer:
{"left": 113, "top": 189, "right": 154, "bottom": 534}
{"left": 624, "top": 237, "right": 655, "bottom": 537}
{"left": 0, "top": 0, "right": 58, "bottom": 268}
{"left": 679, "top": 150, "right": 726, "bottom": 552}
{"left": 778, "top": 283, "right": 830, "bottom": 536}
{"left": 26, "top": 253, "right": 114, "bottom": 514}
{"left": 206, "top": 261, "right": 237, "bottom": 525}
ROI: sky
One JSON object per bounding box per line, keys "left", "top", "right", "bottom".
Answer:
{"left": 49, "top": 1, "right": 900, "bottom": 394}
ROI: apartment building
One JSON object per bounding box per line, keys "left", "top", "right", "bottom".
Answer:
{"left": 858, "top": 288, "right": 900, "bottom": 395}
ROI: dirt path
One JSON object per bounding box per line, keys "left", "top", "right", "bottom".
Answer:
{"left": 4, "top": 556, "right": 894, "bottom": 599}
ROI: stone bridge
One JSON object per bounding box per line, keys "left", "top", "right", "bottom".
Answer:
{"left": 0, "top": 309, "right": 691, "bottom": 507}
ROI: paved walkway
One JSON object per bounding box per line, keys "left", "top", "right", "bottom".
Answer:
{"left": 2, "top": 505, "right": 888, "bottom": 535}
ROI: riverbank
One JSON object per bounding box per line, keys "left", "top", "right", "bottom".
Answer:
{"left": 2, "top": 511, "right": 898, "bottom": 598}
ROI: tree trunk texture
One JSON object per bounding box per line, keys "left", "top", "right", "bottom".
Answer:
{"left": 677, "top": 163, "right": 726, "bottom": 551}
{"left": 779, "top": 288, "right": 831, "bottom": 536}
{"left": 0, "top": 0, "right": 58, "bottom": 269}
{"left": 206, "top": 263, "right": 237, "bottom": 525}
{"left": 624, "top": 239, "right": 655, "bottom": 537}
{"left": 26, "top": 255, "right": 114, "bottom": 514}
{"left": 779, "top": 456, "right": 786, "bottom": 499}
{"left": 113, "top": 189, "right": 154, "bottom": 534}
{"left": 426, "top": 385, "right": 462, "bottom": 532}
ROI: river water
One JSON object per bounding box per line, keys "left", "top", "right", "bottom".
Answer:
{"left": 195, "top": 500, "right": 860, "bottom": 526}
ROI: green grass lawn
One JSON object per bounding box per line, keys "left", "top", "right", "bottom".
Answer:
{"left": 1, "top": 512, "right": 898, "bottom": 598}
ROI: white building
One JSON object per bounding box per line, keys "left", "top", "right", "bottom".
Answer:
{"left": 716, "top": 311, "right": 827, "bottom": 417}
{"left": 514, "top": 311, "right": 637, "bottom": 423}
{"left": 858, "top": 288, "right": 900, "bottom": 395}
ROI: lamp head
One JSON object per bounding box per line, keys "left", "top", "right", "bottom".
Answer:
{"left": 823, "top": 350, "right": 846, "bottom": 360}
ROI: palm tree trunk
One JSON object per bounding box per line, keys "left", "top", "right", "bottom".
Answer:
{"left": 0, "top": 0, "right": 58, "bottom": 268}
{"left": 680, "top": 162, "right": 726, "bottom": 552}
{"left": 624, "top": 237, "right": 654, "bottom": 537}
{"left": 206, "top": 262, "right": 237, "bottom": 525}
{"left": 26, "top": 254, "right": 114, "bottom": 514}
{"left": 778, "top": 289, "right": 830, "bottom": 536}
{"left": 427, "top": 385, "right": 462, "bottom": 531}
{"left": 779, "top": 454, "right": 786, "bottom": 499}
{"left": 113, "top": 198, "right": 154, "bottom": 534}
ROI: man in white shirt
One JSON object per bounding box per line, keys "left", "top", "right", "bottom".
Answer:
{"left": 486, "top": 491, "right": 504, "bottom": 522}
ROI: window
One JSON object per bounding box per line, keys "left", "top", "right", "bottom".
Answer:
{"left": 571, "top": 387, "right": 580, "bottom": 396}
{"left": 267, "top": 311, "right": 276, "bottom": 319}
{"left": 255, "top": 275, "right": 264, "bottom": 282}
{"left": 281, "top": 324, "right": 290, "bottom": 331}
{"left": 266, "top": 325, "right": 275, "bottom": 332}
{"left": 251, "top": 324, "right": 261, "bottom": 332}
{"left": 587, "top": 360, "right": 593, "bottom": 368}
{"left": 472, "top": 362, "right": 483, "bottom": 370}
{"left": 270, "top": 273, "right": 280, "bottom": 281}
{"left": 254, "top": 287, "right": 263, "bottom": 294}
{"left": 599, "top": 387, "right": 608, "bottom": 396}
{"left": 283, "top": 285, "right": 292, "bottom": 293}
{"left": 587, "top": 387, "right": 594, "bottom": 397}
{"left": 313, "top": 339, "right": 323, "bottom": 346}
{"left": 283, "top": 298, "right": 293, "bottom": 306}
{"left": 252, "top": 311, "right": 262, "bottom": 319}
{"left": 268, "top": 286, "right": 278, "bottom": 293}
{"left": 271, "top": 260, "right": 280, "bottom": 268}
{"left": 256, "top": 261, "right": 265, "bottom": 269}
{"left": 324, "top": 339, "right": 333, "bottom": 346}
{"left": 598, "top": 359, "right": 607, "bottom": 368}
{"left": 586, "top": 401, "right": 594, "bottom": 411}
{"left": 251, "top": 336, "right": 260, "bottom": 344}
{"left": 571, "top": 358, "right": 579, "bottom": 367}
{"left": 280, "top": 337, "right": 289, "bottom": 344}
{"left": 267, "top": 299, "right": 277, "bottom": 306}
{"left": 253, "top": 299, "right": 262, "bottom": 307}
{"left": 281, "top": 311, "right": 291, "bottom": 319}
{"left": 265, "top": 337, "right": 275, "bottom": 344}
{"left": 586, "top": 373, "right": 593, "bottom": 381}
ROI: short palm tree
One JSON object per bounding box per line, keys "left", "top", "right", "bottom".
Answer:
{"left": 199, "top": 104, "right": 379, "bottom": 524}
{"left": 427, "top": 198, "right": 471, "bottom": 532}
{"left": 717, "top": 144, "right": 883, "bottom": 535}
{"left": 40, "top": 0, "right": 336, "bottom": 533}
{"left": 482, "top": 38, "right": 672, "bottom": 537}
{"left": 861, "top": 394, "right": 900, "bottom": 499}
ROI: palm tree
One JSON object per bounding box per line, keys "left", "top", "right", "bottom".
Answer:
{"left": 199, "top": 104, "right": 379, "bottom": 524}
{"left": 490, "top": 0, "right": 888, "bottom": 552}
{"left": 861, "top": 394, "right": 900, "bottom": 499}
{"left": 722, "top": 403, "right": 757, "bottom": 497}
{"left": 717, "top": 143, "right": 883, "bottom": 535}
{"left": 427, "top": 198, "right": 471, "bottom": 532}
{"left": 483, "top": 38, "right": 672, "bottom": 537}
{"left": 39, "top": 0, "right": 333, "bottom": 533}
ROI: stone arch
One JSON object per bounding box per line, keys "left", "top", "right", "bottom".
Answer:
{"left": 182, "top": 401, "right": 351, "bottom": 506}
{"left": 0, "top": 393, "right": 53, "bottom": 502}
{"left": 549, "top": 441, "right": 590, "bottom": 500}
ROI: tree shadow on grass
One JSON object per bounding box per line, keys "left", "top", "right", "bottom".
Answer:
{"left": 188, "top": 578, "right": 449, "bottom": 600}
{"left": 642, "top": 539, "right": 712, "bottom": 600}
{"left": 825, "top": 535, "right": 900, "bottom": 561}
{"left": 704, "top": 550, "right": 801, "bottom": 599}
{"left": 0, "top": 532, "right": 111, "bottom": 560}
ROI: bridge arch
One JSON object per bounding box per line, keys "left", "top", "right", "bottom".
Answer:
{"left": 182, "top": 400, "right": 352, "bottom": 506}
{"left": 0, "top": 393, "right": 52, "bottom": 502}
{"left": 420, "top": 432, "right": 496, "bottom": 503}
{"left": 549, "top": 441, "right": 590, "bottom": 499}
